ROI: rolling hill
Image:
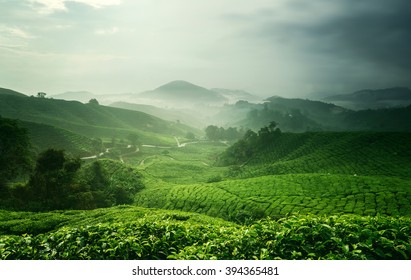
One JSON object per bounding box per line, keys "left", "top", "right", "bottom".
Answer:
{"left": 133, "top": 131, "right": 411, "bottom": 221}
{"left": 136, "top": 80, "right": 228, "bottom": 107}
{"left": 51, "top": 91, "right": 97, "bottom": 103}
{"left": 0, "top": 87, "right": 27, "bottom": 97}
{"left": 0, "top": 93, "right": 198, "bottom": 145}
{"left": 323, "top": 87, "right": 411, "bottom": 110}
{"left": 219, "top": 131, "right": 411, "bottom": 178}
{"left": 109, "top": 101, "right": 206, "bottom": 128}
{"left": 21, "top": 121, "right": 96, "bottom": 156}
{"left": 2, "top": 84, "right": 411, "bottom": 260}
{"left": 219, "top": 95, "right": 411, "bottom": 132}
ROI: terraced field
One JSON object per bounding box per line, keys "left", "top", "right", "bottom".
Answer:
{"left": 131, "top": 131, "right": 411, "bottom": 222}
{"left": 223, "top": 132, "right": 411, "bottom": 179}
{"left": 134, "top": 174, "right": 411, "bottom": 221}
{"left": 2, "top": 130, "right": 411, "bottom": 260}
{"left": 23, "top": 121, "right": 96, "bottom": 156}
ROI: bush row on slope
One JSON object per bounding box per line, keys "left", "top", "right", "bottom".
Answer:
{"left": 1, "top": 210, "right": 409, "bottom": 260}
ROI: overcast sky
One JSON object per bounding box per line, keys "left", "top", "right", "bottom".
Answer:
{"left": 1, "top": 0, "right": 410, "bottom": 97}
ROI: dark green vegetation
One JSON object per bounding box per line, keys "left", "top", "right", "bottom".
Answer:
{"left": 0, "top": 147, "right": 143, "bottom": 211}
{"left": 1, "top": 85, "right": 411, "bottom": 260}
{"left": 220, "top": 96, "right": 411, "bottom": 132}
{"left": 323, "top": 87, "right": 411, "bottom": 110}
{"left": 0, "top": 117, "right": 33, "bottom": 188}
{"left": 219, "top": 130, "right": 411, "bottom": 178}
{"left": 0, "top": 92, "right": 197, "bottom": 146}
{"left": 23, "top": 121, "right": 96, "bottom": 157}
{"left": 0, "top": 206, "right": 409, "bottom": 260}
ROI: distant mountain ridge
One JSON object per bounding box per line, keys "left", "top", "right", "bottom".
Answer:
{"left": 0, "top": 93, "right": 197, "bottom": 145}
{"left": 323, "top": 87, "right": 411, "bottom": 110}
{"left": 51, "top": 91, "right": 97, "bottom": 103}
{"left": 137, "top": 80, "right": 228, "bottom": 106}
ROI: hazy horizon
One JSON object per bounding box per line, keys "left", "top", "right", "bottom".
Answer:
{"left": 1, "top": 0, "right": 410, "bottom": 98}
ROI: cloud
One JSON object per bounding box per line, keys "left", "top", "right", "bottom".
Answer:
{"left": 29, "top": 0, "right": 121, "bottom": 14}
{"left": 0, "top": 26, "right": 35, "bottom": 39}
{"left": 95, "top": 27, "right": 119, "bottom": 35}
{"left": 253, "top": 0, "right": 411, "bottom": 71}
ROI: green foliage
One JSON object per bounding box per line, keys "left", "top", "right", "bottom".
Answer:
{"left": 87, "top": 98, "right": 99, "bottom": 105}
{"left": 23, "top": 121, "right": 96, "bottom": 157}
{"left": 0, "top": 94, "right": 196, "bottom": 145}
{"left": 27, "top": 149, "right": 82, "bottom": 210}
{"left": 0, "top": 116, "right": 33, "bottom": 186}
{"left": 134, "top": 174, "right": 411, "bottom": 221}
{"left": 206, "top": 175, "right": 222, "bottom": 183}
{"left": 74, "top": 159, "right": 144, "bottom": 209}
{"left": 219, "top": 132, "right": 411, "bottom": 179}
{"left": 205, "top": 125, "right": 243, "bottom": 141}
{"left": 0, "top": 207, "right": 409, "bottom": 260}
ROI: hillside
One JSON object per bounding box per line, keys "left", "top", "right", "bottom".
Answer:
{"left": 136, "top": 80, "right": 228, "bottom": 107}
{"left": 51, "top": 91, "right": 97, "bottom": 103}
{"left": 323, "top": 87, "right": 411, "bottom": 110}
{"left": 110, "top": 101, "right": 206, "bottom": 128}
{"left": 211, "top": 88, "right": 262, "bottom": 103}
{"left": 219, "top": 131, "right": 411, "bottom": 178}
{"left": 0, "top": 94, "right": 197, "bottom": 145}
{"left": 217, "top": 96, "right": 348, "bottom": 131}
{"left": 221, "top": 96, "right": 411, "bottom": 132}
{"left": 22, "top": 121, "right": 96, "bottom": 156}
{"left": 0, "top": 87, "right": 27, "bottom": 97}
{"left": 130, "top": 131, "right": 411, "bottom": 221}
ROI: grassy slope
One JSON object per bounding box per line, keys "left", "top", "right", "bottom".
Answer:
{"left": 132, "top": 132, "right": 411, "bottom": 221}
{"left": 0, "top": 94, "right": 198, "bottom": 145}
{"left": 0, "top": 87, "right": 27, "bottom": 97}
{"left": 226, "top": 131, "right": 411, "bottom": 179}
{"left": 22, "top": 121, "right": 95, "bottom": 156}
{"left": 134, "top": 174, "right": 411, "bottom": 220}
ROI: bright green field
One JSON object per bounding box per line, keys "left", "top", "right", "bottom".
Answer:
{"left": 1, "top": 131, "right": 411, "bottom": 259}
{"left": 125, "top": 132, "right": 411, "bottom": 222}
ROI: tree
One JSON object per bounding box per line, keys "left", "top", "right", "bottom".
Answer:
{"left": 186, "top": 132, "right": 196, "bottom": 140}
{"left": 127, "top": 133, "right": 140, "bottom": 147}
{"left": 91, "top": 138, "right": 103, "bottom": 154}
{"left": 37, "top": 92, "right": 46, "bottom": 98}
{"left": 0, "top": 117, "right": 33, "bottom": 188}
{"left": 28, "top": 149, "right": 81, "bottom": 210}
{"left": 88, "top": 98, "right": 99, "bottom": 105}
{"left": 205, "top": 125, "right": 219, "bottom": 141}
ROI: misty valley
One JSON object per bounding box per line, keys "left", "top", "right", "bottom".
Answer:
{"left": 0, "top": 82, "right": 411, "bottom": 260}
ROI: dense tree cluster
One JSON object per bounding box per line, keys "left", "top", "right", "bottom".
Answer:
{"left": 246, "top": 105, "right": 320, "bottom": 132}
{"left": 205, "top": 125, "right": 244, "bottom": 141}
{"left": 2, "top": 148, "right": 143, "bottom": 211}
{"left": 217, "top": 121, "right": 281, "bottom": 165}
{"left": 0, "top": 116, "right": 33, "bottom": 188}
{"left": 0, "top": 116, "right": 143, "bottom": 211}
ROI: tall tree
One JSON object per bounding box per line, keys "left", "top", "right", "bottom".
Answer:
{"left": 0, "top": 117, "right": 33, "bottom": 188}
{"left": 28, "top": 149, "right": 81, "bottom": 210}
{"left": 205, "top": 125, "right": 219, "bottom": 141}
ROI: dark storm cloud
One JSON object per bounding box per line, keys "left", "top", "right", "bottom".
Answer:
{"left": 309, "top": 0, "right": 411, "bottom": 70}
{"left": 260, "top": 0, "right": 411, "bottom": 72}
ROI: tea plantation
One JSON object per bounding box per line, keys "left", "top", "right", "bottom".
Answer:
{"left": 1, "top": 131, "right": 411, "bottom": 259}
{"left": 1, "top": 206, "right": 410, "bottom": 260}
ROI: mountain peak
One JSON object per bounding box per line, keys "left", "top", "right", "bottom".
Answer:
{"left": 155, "top": 80, "right": 206, "bottom": 91}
